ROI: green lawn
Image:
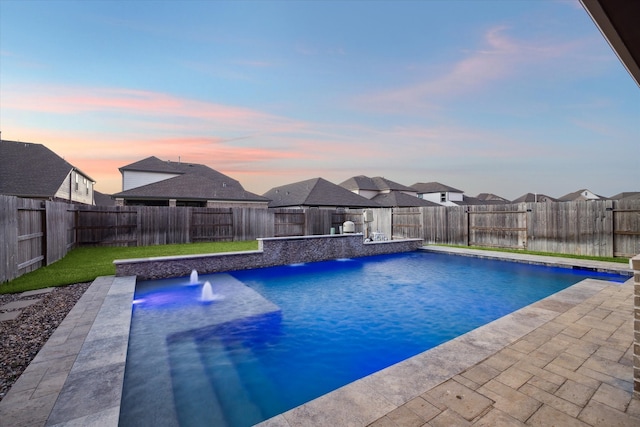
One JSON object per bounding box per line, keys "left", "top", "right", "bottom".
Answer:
{"left": 0, "top": 241, "right": 259, "bottom": 294}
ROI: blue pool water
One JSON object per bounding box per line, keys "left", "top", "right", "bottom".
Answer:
{"left": 119, "top": 251, "right": 626, "bottom": 427}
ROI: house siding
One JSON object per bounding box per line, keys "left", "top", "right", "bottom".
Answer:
{"left": 421, "top": 191, "right": 463, "bottom": 206}
{"left": 54, "top": 170, "right": 94, "bottom": 204}
{"left": 123, "top": 171, "right": 180, "bottom": 191}
{"left": 354, "top": 189, "right": 379, "bottom": 199}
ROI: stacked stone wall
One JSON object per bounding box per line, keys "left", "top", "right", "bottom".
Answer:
{"left": 114, "top": 234, "right": 423, "bottom": 280}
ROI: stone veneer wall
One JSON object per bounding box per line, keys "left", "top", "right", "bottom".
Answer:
{"left": 634, "top": 254, "right": 640, "bottom": 398}
{"left": 114, "top": 234, "right": 423, "bottom": 280}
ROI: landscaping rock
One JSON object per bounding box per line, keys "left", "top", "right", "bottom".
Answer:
{"left": 0, "top": 282, "right": 90, "bottom": 401}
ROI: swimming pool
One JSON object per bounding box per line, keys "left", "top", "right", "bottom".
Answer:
{"left": 119, "top": 251, "right": 626, "bottom": 427}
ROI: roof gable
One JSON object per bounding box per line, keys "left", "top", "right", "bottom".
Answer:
{"left": 0, "top": 140, "right": 76, "bottom": 197}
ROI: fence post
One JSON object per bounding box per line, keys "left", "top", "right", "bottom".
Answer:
{"left": 465, "top": 208, "right": 470, "bottom": 246}
{"left": 40, "top": 201, "right": 48, "bottom": 266}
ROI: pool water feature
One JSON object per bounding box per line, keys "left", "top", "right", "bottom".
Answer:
{"left": 119, "top": 251, "right": 626, "bottom": 427}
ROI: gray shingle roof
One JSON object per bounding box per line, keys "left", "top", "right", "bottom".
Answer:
{"left": 475, "top": 193, "right": 510, "bottom": 203}
{"left": 263, "top": 178, "right": 381, "bottom": 208}
{"left": 410, "top": 182, "right": 463, "bottom": 194}
{"left": 557, "top": 189, "right": 606, "bottom": 202}
{"left": 609, "top": 191, "right": 640, "bottom": 201}
{"left": 118, "top": 156, "right": 185, "bottom": 174}
{"left": 512, "top": 193, "right": 557, "bottom": 203}
{"left": 339, "top": 175, "right": 415, "bottom": 193}
{"left": 93, "top": 191, "right": 115, "bottom": 206}
{"left": 113, "top": 157, "right": 268, "bottom": 202}
{"left": 370, "top": 192, "right": 439, "bottom": 207}
{"left": 0, "top": 139, "right": 94, "bottom": 198}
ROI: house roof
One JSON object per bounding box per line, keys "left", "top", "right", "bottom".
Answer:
{"left": 0, "top": 139, "right": 94, "bottom": 198}
{"left": 263, "top": 177, "right": 381, "bottom": 208}
{"left": 456, "top": 195, "right": 511, "bottom": 206}
{"left": 410, "top": 182, "right": 463, "bottom": 194}
{"left": 339, "top": 175, "right": 415, "bottom": 193}
{"left": 512, "top": 193, "right": 557, "bottom": 203}
{"left": 371, "top": 192, "right": 439, "bottom": 207}
{"left": 114, "top": 158, "right": 268, "bottom": 202}
{"left": 609, "top": 191, "right": 640, "bottom": 201}
{"left": 475, "top": 193, "right": 511, "bottom": 203}
{"left": 119, "top": 156, "right": 186, "bottom": 174}
{"left": 558, "top": 189, "right": 605, "bottom": 202}
{"left": 93, "top": 191, "right": 115, "bottom": 206}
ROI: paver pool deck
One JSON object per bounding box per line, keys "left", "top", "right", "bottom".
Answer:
{"left": 0, "top": 247, "right": 638, "bottom": 426}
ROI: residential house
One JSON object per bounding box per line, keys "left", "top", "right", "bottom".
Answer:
{"left": 0, "top": 139, "right": 95, "bottom": 205}
{"left": 474, "top": 193, "right": 511, "bottom": 204}
{"left": 512, "top": 193, "right": 557, "bottom": 203}
{"left": 338, "top": 175, "right": 435, "bottom": 207}
{"left": 113, "top": 156, "right": 268, "bottom": 207}
{"left": 339, "top": 175, "right": 417, "bottom": 198}
{"left": 263, "top": 177, "right": 380, "bottom": 209}
{"left": 558, "top": 189, "right": 605, "bottom": 202}
{"left": 410, "top": 182, "right": 464, "bottom": 206}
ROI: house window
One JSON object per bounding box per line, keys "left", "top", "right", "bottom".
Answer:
{"left": 75, "top": 174, "right": 79, "bottom": 191}
{"left": 440, "top": 192, "right": 446, "bottom": 203}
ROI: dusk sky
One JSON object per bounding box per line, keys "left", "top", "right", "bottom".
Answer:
{"left": 1, "top": 0, "right": 638, "bottom": 200}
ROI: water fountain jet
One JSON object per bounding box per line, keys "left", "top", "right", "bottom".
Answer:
{"left": 200, "top": 281, "right": 223, "bottom": 302}
{"left": 189, "top": 269, "right": 199, "bottom": 285}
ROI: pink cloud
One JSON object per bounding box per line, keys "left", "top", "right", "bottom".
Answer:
{"left": 2, "top": 84, "right": 305, "bottom": 133}
{"left": 355, "top": 26, "right": 584, "bottom": 113}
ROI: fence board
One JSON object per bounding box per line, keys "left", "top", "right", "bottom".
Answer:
{"left": 16, "top": 198, "right": 45, "bottom": 276}
{"left": 46, "top": 201, "right": 73, "bottom": 264}
{"left": 392, "top": 208, "right": 422, "bottom": 239}
{"left": 468, "top": 204, "right": 527, "bottom": 249}
{"left": 0, "top": 195, "right": 19, "bottom": 283}
{"left": 614, "top": 199, "right": 640, "bottom": 257}
{"left": 191, "top": 208, "right": 234, "bottom": 242}
{"left": 274, "top": 209, "right": 306, "bottom": 237}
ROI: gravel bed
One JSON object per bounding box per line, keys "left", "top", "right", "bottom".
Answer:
{"left": 0, "top": 282, "right": 91, "bottom": 401}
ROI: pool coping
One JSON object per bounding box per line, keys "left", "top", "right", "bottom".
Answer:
{"left": 0, "top": 247, "right": 633, "bottom": 426}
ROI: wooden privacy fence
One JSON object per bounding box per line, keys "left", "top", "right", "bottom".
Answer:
{"left": 408, "top": 199, "right": 640, "bottom": 258}
{"left": 1, "top": 195, "right": 639, "bottom": 284}
{"left": 0, "top": 195, "right": 74, "bottom": 283}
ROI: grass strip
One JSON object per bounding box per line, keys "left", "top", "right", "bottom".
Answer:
{"left": 437, "top": 244, "right": 629, "bottom": 264}
{"left": 1, "top": 241, "right": 259, "bottom": 294}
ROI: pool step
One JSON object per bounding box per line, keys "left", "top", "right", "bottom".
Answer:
{"left": 167, "top": 337, "right": 228, "bottom": 426}
{"left": 199, "top": 338, "right": 265, "bottom": 426}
